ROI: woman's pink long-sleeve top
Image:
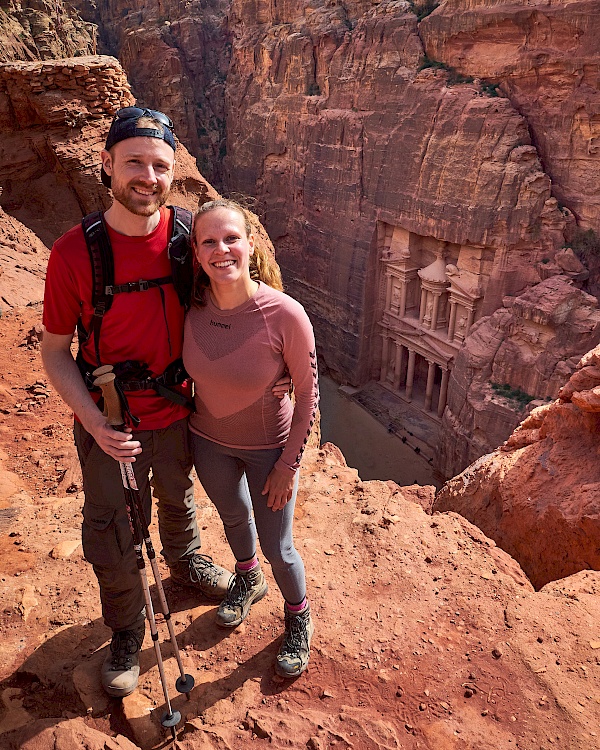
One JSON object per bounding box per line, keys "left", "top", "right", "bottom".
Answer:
{"left": 182, "top": 282, "right": 319, "bottom": 476}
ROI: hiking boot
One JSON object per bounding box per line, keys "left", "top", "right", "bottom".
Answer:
{"left": 169, "top": 552, "right": 232, "bottom": 601}
{"left": 101, "top": 622, "right": 145, "bottom": 698}
{"left": 215, "top": 564, "right": 268, "bottom": 628}
{"left": 275, "top": 604, "right": 314, "bottom": 678}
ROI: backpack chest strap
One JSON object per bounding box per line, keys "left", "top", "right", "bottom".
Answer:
{"left": 104, "top": 275, "right": 173, "bottom": 296}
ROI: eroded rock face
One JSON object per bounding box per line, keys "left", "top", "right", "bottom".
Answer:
{"left": 0, "top": 1, "right": 97, "bottom": 62}
{"left": 437, "top": 275, "right": 600, "bottom": 477}
{"left": 421, "top": 0, "right": 600, "bottom": 229}
{"left": 223, "top": 0, "right": 571, "bottom": 384}
{"left": 435, "top": 341, "right": 600, "bottom": 589}
{"left": 71, "top": 0, "right": 232, "bottom": 187}
{"left": 0, "top": 56, "right": 217, "bottom": 246}
{"left": 0, "top": 203, "right": 49, "bottom": 310}
{"left": 0, "top": 55, "right": 134, "bottom": 244}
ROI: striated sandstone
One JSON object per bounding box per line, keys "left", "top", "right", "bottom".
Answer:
{"left": 435, "top": 341, "right": 600, "bottom": 589}
{"left": 0, "top": 1, "right": 96, "bottom": 62}
{"left": 70, "top": 0, "right": 232, "bottom": 186}
{"left": 224, "top": 0, "right": 571, "bottom": 387}
{"left": 421, "top": 0, "right": 600, "bottom": 229}
{"left": 437, "top": 275, "right": 600, "bottom": 477}
{"left": 0, "top": 56, "right": 217, "bottom": 247}
{"left": 1, "top": 2, "right": 599, "bottom": 483}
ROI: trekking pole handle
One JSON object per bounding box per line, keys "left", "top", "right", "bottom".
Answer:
{"left": 93, "top": 371, "right": 125, "bottom": 427}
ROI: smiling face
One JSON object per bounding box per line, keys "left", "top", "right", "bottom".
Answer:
{"left": 100, "top": 136, "right": 175, "bottom": 217}
{"left": 193, "top": 207, "right": 255, "bottom": 291}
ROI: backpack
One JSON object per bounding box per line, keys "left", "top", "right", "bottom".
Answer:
{"left": 76, "top": 205, "right": 194, "bottom": 417}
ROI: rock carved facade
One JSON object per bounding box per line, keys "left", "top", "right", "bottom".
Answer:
{"left": 378, "top": 224, "right": 490, "bottom": 420}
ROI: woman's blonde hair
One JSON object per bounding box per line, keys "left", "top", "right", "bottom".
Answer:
{"left": 191, "top": 198, "right": 283, "bottom": 306}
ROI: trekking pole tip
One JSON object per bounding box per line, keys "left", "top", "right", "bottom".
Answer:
{"left": 175, "top": 673, "right": 195, "bottom": 696}
{"left": 161, "top": 709, "right": 181, "bottom": 729}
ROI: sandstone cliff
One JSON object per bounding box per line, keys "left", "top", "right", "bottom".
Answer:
{"left": 0, "top": 0, "right": 96, "bottom": 62}
{"left": 3, "top": 2, "right": 599, "bottom": 481}
{"left": 68, "top": 0, "right": 232, "bottom": 187}
{"left": 223, "top": 0, "right": 574, "bottom": 388}
{"left": 421, "top": 0, "right": 600, "bottom": 230}
{"left": 437, "top": 274, "right": 600, "bottom": 477}
{"left": 0, "top": 55, "right": 216, "bottom": 247}
{"left": 435, "top": 341, "right": 600, "bottom": 589}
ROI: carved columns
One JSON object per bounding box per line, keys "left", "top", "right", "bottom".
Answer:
{"left": 424, "top": 360, "right": 436, "bottom": 411}
{"left": 438, "top": 367, "right": 450, "bottom": 418}
{"left": 405, "top": 349, "right": 416, "bottom": 402}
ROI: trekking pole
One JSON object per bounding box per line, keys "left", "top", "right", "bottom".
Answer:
{"left": 92, "top": 367, "right": 194, "bottom": 738}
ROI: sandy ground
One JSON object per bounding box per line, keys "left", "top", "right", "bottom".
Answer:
{"left": 1, "top": 304, "right": 600, "bottom": 750}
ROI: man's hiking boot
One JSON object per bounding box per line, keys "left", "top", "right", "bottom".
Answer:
{"left": 215, "top": 563, "right": 268, "bottom": 628}
{"left": 101, "top": 622, "right": 145, "bottom": 698}
{"left": 169, "top": 552, "right": 232, "bottom": 601}
{"left": 275, "top": 604, "right": 314, "bottom": 678}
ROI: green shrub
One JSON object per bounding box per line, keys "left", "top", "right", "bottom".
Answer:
{"left": 418, "top": 56, "right": 449, "bottom": 73}
{"left": 568, "top": 228, "right": 600, "bottom": 262}
{"left": 447, "top": 70, "right": 474, "bottom": 86}
{"left": 307, "top": 82, "right": 321, "bottom": 96}
{"left": 480, "top": 81, "right": 500, "bottom": 97}
{"left": 408, "top": 0, "right": 440, "bottom": 21}
{"left": 491, "top": 382, "right": 535, "bottom": 408}
{"left": 418, "top": 57, "right": 474, "bottom": 86}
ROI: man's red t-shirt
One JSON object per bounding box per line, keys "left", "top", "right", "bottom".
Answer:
{"left": 43, "top": 206, "right": 191, "bottom": 430}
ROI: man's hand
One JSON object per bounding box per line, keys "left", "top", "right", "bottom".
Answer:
{"left": 272, "top": 373, "right": 292, "bottom": 400}
{"left": 262, "top": 466, "right": 295, "bottom": 511}
{"left": 87, "top": 421, "right": 142, "bottom": 462}
{"left": 42, "top": 329, "right": 143, "bottom": 461}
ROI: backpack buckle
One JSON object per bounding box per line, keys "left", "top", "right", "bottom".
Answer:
{"left": 138, "top": 279, "right": 149, "bottom": 291}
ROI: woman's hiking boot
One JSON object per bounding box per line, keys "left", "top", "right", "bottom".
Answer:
{"left": 101, "top": 622, "right": 146, "bottom": 697}
{"left": 275, "top": 603, "right": 314, "bottom": 678}
{"left": 215, "top": 563, "right": 268, "bottom": 628}
{"left": 169, "top": 552, "right": 232, "bottom": 601}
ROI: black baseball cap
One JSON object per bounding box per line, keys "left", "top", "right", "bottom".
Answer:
{"left": 101, "top": 107, "right": 177, "bottom": 188}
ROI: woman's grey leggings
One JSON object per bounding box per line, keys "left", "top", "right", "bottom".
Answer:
{"left": 191, "top": 433, "right": 306, "bottom": 604}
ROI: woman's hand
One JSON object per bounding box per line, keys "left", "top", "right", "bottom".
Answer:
{"left": 262, "top": 466, "right": 295, "bottom": 511}
{"left": 271, "top": 373, "right": 292, "bottom": 400}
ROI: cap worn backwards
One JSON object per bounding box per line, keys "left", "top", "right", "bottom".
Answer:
{"left": 101, "top": 107, "right": 177, "bottom": 189}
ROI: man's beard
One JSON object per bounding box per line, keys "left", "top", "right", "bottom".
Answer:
{"left": 111, "top": 179, "right": 169, "bottom": 217}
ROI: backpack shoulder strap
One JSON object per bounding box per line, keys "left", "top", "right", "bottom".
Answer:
{"left": 167, "top": 206, "right": 194, "bottom": 309}
{"left": 81, "top": 211, "right": 114, "bottom": 366}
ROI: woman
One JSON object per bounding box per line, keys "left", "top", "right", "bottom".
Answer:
{"left": 182, "top": 199, "right": 319, "bottom": 677}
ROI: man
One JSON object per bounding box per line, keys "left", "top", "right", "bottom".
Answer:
{"left": 42, "top": 108, "right": 286, "bottom": 698}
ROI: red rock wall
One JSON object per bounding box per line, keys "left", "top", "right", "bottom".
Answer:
{"left": 435, "top": 341, "right": 600, "bottom": 589}
{"left": 2, "top": 1, "right": 599, "bottom": 480}
{"left": 223, "top": 0, "right": 569, "bottom": 384}
{"left": 421, "top": 0, "right": 600, "bottom": 229}
{"left": 0, "top": 56, "right": 216, "bottom": 247}
{"left": 436, "top": 275, "right": 600, "bottom": 477}
{"left": 0, "top": 1, "right": 97, "bottom": 62}
{"left": 71, "top": 0, "right": 232, "bottom": 186}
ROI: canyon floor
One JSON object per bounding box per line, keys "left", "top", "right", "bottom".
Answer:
{"left": 1, "top": 305, "right": 599, "bottom": 750}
